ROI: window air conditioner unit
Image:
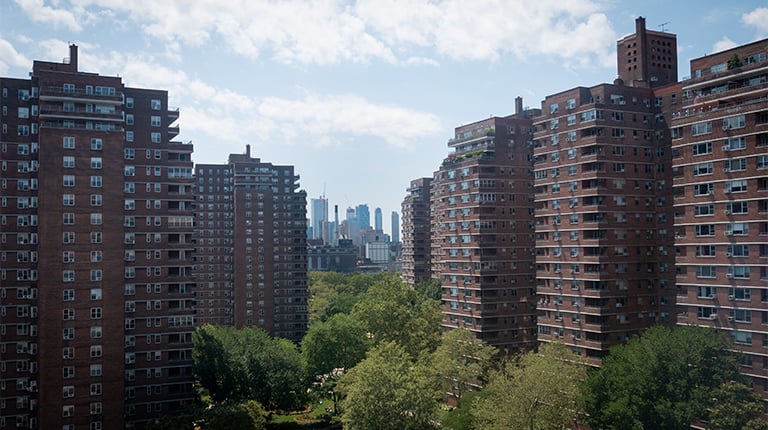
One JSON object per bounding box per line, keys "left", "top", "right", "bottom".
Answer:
{"left": 709, "top": 314, "right": 717, "bottom": 320}
{"left": 728, "top": 316, "right": 734, "bottom": 321}
{"left": 725, "top": 231, "right": 733, "bottom": 236}
{"left": 728, "top": 295, "right": 735, "bottom": 300}
{"left": 726, "top": 252, "right": 732, "bottom": 257}
{"left": 726, "top": 273, "right": 734, "bottom": 278}
{"left": 722, "top": 145, "right": 730, "bottom": 151}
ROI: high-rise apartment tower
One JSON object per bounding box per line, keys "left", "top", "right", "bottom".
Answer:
{"left": 194, "top": 147, "right": 308, "bottom": 342}
{"left": 0, "top": 45, "right": 197, "bottom": 429}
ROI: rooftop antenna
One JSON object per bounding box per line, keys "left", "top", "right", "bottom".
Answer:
{"left": 658, "top": 22, "right": 670, "bottom": 32}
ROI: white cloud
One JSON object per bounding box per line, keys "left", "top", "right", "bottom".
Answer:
{"left": 256, "top": 94, "right": 443, "bottom": 148}
{"left": 0, "top": 38, "right": 32, "bottom": 74}
{"left": 712, "top": 36, "right": 738, "bottom": 53}
{"left": 52, "top": 43, "right": 441, "bottom": 149}
{"left": 14, "top": 0, "right": 83, "bottom": 32}
{"left": 742, "top": 7, "right": 768, "bottom": 36}
{"left": 64, "top": 0, "right": 614, "bottom": 67}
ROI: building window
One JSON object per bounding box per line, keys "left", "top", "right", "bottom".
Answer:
{"left": 90, "top": 345, "right": 102, "bottom": 357}
{"left": 63, "top": 175, "right": 75, "bottom": 187}
{"left": 90, "top": 176, "right": 102, "bottom": 187}
{"left": 90, "top": 138, "right": 102, "bottom": 150}
{"left": 151, "top": 132, "right": 161, "bottom": 143}
{"left": 151, "top": 99, "right": 161, "bottom": 110}
{"left": 62, "top": 212, "right": 75, "bottom": 225}
{"left": 90, "top": 157, "right": 102, "bottom": 169}
{"left": 692, "top": 141, "right": 712, "bottom": 156}
{"left": 695, "top": 224, "right": 715, "bottom": 237}
{"left": 63, "top": 156, "right": 75, "bottom": 168}
{"left": 151, "top": 116, "right": 161, "bottom": 127}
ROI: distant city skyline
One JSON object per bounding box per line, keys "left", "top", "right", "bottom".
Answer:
{"left": 2, "top": 2, "right": 766, "bottom": 221}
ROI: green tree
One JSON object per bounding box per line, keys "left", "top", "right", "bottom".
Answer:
{"left": 472, "top": 342, "right": 585, "bottom": 430}
{"left": 708, "top": 381, "right": 768, "bottom": 430}
{"left": 192, "top": 324, "right": 240, "bottom": 403}
{"left": 429, "top": 328, "right": 497, "bottom": 404}
{"left": 581, "top": 325, "right": 743, "bottom": 430}
{"left": 193, "top": 325, "right": 306, "bottom": 410}
{"left": 308, "top": 272, "right": 390, "bottom": 323}
{"left": 259, "top": 337, "right": 307, "bottom": 411}
{"left": 339, "top": 341, "right": 440, "bottom": 430}
{"left": 415, "top": 278, "right": 442, "bottom": 301}
{"left": 204, "top": 400, "right": 268, "bottom": 430}
{"left": 352, "top": 276, "right": 442, "bottom": 358}
{"left": 441, "top": 390, "right": 482, "bottom": 430}
{"left": 302, "top": 313, "right": 370, "bottom": 378}
{"left": 728, "top": 53, "right": 743, "bottom": 69}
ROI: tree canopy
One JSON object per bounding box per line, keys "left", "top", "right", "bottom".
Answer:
{"left": 192, "top": 325, "right": 306, "bottom": 410}
{"left": 581, "top": 325, "right": 744, "bottom": 430}
{"left": 339, "top": 341, "right": 441, "bottom": 430}
{"left": 301, "top": 312, "right": 370, "bottom": 378}
{"left": 351, "top": 275, "right": 442, "bottom": 358}
{"left": 472, "top": 342, "right": 585, "bottom": 430}
{"left": 429, "top": 328, "right": 497, "bottom": 404}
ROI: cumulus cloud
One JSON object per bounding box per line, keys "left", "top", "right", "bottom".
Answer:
{"left": 61, "top": 0, "right": 614, "bottom": 67}
{"left": 0, "top": 38, "right": 32, "bottom": 74}
{"left": 742, "top": 7, "right": 768, "bottom": 36}
{"left": 712, "top": 36, "right": 738, "bottom": 53}
{"left": 14, "top": 0, "right": 83, "bottom": 32}
{"left": 52, "top": 43, "right": 441, "bottom": 149}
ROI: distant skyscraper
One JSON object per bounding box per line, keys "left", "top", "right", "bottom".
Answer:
{"left": 374, "top": 207, "right": 383, "bottom": 231}
{"left": 356, "top": 204, "right": 370, "bottom": 229}
{"left": 311, "top": 196, "right": 328, "bottom": 242}
{"left": 391, "top": 211, "right": 400, "bottom": 244}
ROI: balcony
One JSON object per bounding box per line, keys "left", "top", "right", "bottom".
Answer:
{"left": 39, "top": 86, "right": 122, "bottom": 103}
{"left": 448, "top": 128, "right": 495, "bottom": 147}
{"left": 39, "top": 106, "right": 123, "bottom": 121}
{"left": 168, "top": 125, "right": 180, "bottom": 139}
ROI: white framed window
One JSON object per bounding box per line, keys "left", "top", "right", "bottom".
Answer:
{"left": 151, "top": 132, "right": 161, "bottom": 143}
{"left": 63, "top": 175, "right": 75, "bottom": 187}
{"left": 90, "top": 270, "right": 103, "bottom": 282}
{"left": 63, "top": 156, "right": 75, "bottom": 168}
{"left": 90, "top": 345, "right": 102, "bottom": 357}
{"left": 90, "top": 157, "right": 102, "bottom": 169}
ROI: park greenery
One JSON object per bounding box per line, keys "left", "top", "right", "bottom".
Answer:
{"left": 169, "top": 272, "right": 766, "bottom": 429}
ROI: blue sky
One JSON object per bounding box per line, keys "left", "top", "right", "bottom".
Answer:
{"left": 2, "top": 0, "right": 768, "bottom": 236}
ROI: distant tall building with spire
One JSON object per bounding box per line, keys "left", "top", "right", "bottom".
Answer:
{"left": 311, "top": 196, "right": 328, "bottom": 242}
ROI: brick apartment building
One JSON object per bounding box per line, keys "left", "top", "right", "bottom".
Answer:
{"left": 0, "top": 45, "right": 196, "bottom": 429}
{"left": 400, "top": 177, "right": 433, "bottom": 287}
{"left": 194, "top": 147, "right": 308, "bottom": 342}
{"left": 532, "top": 17, "right": 679, "bottom": 362}
{"left": 669, "top": 39, "right": 768, "bottom": 395}
{"left": 430, "top": 100, "right": 540, "bottom": 353}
